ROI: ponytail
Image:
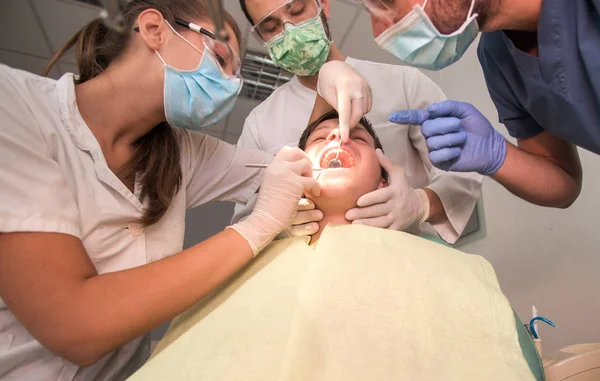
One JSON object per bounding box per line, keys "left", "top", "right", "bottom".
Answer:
{"left": 44, "top": 0, "right": 242, "bottom": 226}
{"left": 43, "top": 19, "right": 127, "bottom": 83}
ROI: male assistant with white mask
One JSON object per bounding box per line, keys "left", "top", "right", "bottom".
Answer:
{"left": 349, "top": 0, "right": 597, "bottom": 209}
{"left": 0, "top": 1, "right": 321, "bottom": 379}
{"left": 233, "top": 0, "right": 483, "bottom": 243}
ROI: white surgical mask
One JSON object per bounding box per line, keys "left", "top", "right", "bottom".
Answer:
{"left": 375, "top": 0, "right": 478, "bottom": 70}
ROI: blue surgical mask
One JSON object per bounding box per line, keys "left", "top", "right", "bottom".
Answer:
{"left": 156, "top": 23, "right": 242, "bottom": 130}
{"left": 375, "top": 0, "right": 478, "bottom": 71}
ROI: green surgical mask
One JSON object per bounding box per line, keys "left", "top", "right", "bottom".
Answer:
{"left": 267, "top": 15, "right": 331, "bottom": 76}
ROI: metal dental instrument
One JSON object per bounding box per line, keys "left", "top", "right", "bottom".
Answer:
{"left": 207, "top": 0, "right": 230, "bottom": 42}
{"left": 100, "top": 0, "right": 129, "bottom": 33}
{"left": 245, "top": 164, "right": 322, "bottom": 172}
{"left": 327, "top": 141, "right": 343, "bottom": 168}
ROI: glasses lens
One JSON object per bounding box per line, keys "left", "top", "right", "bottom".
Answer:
{"left": 203, "top": 37, "right": 241, "bottom": 78}
{"left": 252, "top": 0, "right": 320, "bottom": 43}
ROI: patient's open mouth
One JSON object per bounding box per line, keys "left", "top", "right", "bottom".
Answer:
{"left": 320, "top": 148, "right": 356, "bottom": 169}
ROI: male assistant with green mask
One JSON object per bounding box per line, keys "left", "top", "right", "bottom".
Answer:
{"left": 232, "top": 0, "right": 483, "bottom": 244}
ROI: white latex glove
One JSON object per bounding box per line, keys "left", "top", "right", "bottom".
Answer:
{"left": 229, "top": 147, "right": 321, "bottom": 255}
{"left": 317, "top": 61, "right": 372, "bottom": 143}
{"left": 284, "top": 198, "right": 323, "bottom": 237}
{"left": 345, "top": 149, "right": 430, "bottom": 231}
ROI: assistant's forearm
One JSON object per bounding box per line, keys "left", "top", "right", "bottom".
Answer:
{"left": 69, "top": 229, "right": 253, "bottom": 364}
{"left": 492, "top": 142, "right": 582, "bottom": 208}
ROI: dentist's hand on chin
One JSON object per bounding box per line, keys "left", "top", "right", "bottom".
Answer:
{"left": 345, "top": 149, "right": 430, "bottom": 231}
{"left": 317, "top": 61, "right": 372, "bottom": 143}
{"left": 282, "top": 198, "right": 323, "bottom": 238}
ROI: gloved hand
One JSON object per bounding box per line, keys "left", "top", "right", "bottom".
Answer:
{"left": 345, "top": 149, "right": 430, "bottom": 231}
{"left": 285, "top": 198, "right": 322, "bottom": 237}
{"left": 389, "top": 100, "right": 507, "bottom": 175}
{"left": 229, "top": 147, "right": 321, "bottom": 255}
{"left": 317, "top": 61, "right": 372, "bottom": 143}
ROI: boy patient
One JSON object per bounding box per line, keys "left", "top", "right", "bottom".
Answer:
{"left": 298, "top": 110, "right": 392, "bottom": 243}
{"left": 128, "top": 113, "right": 543, "bottom": 381}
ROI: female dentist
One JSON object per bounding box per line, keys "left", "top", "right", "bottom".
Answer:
{"left": 0, "top": 0, "right": 320, "bottom": 380}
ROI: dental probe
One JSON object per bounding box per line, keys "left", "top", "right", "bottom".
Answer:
{"left": 206, "top": 0, "right": 230, "bottom": 42}
{"left": 245, "top": 164, "right": 323, "bottom": 171}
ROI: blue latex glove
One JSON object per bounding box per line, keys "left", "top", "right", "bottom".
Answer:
{"left": 389, "top": 100, "right": 507, "bottom": 175}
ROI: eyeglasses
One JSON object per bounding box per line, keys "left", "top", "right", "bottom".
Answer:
{"left": 250, "top": 0, "right": 322, "bottom": 45}
{"left": 135, "top": 18, "right": 242, "bottom": 78}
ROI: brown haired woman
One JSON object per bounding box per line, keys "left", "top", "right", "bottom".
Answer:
{"left": 0, "top": 1, "right": 321, "bottom": 380}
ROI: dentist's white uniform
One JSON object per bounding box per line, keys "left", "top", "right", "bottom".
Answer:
{"left": 0, "top": 65, "right": 271, "bottom": 381}
{"left": 232, "top": 57, "right": 483, "bottom": 243}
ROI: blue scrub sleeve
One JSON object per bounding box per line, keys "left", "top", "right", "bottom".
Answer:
{"left": 477, "top": 41, "right": 545, "bottom": 140}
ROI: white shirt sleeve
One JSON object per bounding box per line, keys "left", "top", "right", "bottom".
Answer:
{"left": 0, "top": 77, "right": 81, "bottom": 238}
{"left": 179, "top": 128, "right": 272, "bottom": 210}
{"left": 230, "top": 112, "right": 262, "bottom": 224}
{"left": 404, "top": 70, "right": 483, "bottom": 243}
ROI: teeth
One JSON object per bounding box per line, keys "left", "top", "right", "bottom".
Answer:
{"left": 320, "top": 148, "right": 355, "bottom": 168}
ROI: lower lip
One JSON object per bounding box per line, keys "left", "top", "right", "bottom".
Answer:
{"left": 318, "top": 167, "right": 353, "bottom": 176}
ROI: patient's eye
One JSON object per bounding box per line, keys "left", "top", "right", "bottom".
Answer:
{"left": 306, "top": 134, "right": 325, "bottom": 146}
{"left": 351, "top": 133, "right": 370, "bottom": 143}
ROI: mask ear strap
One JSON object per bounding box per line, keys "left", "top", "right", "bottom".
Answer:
{"left": 467, "top": 0, "right": 476, "bottom": 18}
{"left": 422, "top": 0, "right": 428, "bottom": 10}
{"left": 155, "top": 50, "right": 168, "bottom": 65}
{"left": 164, "top": 20, "right": 205, "bottom": 56}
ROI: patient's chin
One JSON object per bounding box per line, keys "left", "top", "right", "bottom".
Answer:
{"left": 318, "top": 175, "right": 354, "bottom": 195}
{"left": 309, "top": 178, "right": 363, "bottom": 206}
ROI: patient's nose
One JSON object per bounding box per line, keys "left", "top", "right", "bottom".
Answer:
{"left": 326, "top": 128, "right": 341, "bottom": 142}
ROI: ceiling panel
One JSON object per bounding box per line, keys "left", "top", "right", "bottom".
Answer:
{"left": 337, "top": 10, "right": 398, "bottom": 65}
{"left": 59, "top": 60, "right": 79, "bottom": 75}
{"left": 0, "top": 49, "right": 62, "bottom": 79}
{"left": 32, "top": 0, "right": 99, "bottom": 62}
{"left": 327, "top": 0, "right": 361, "bottom": 45}
{"left": 222, "top": 0, "right": 263, "bottom": 55}
{"left": 224, "top": 97, "right": 261, "bottom": 135}
{"left": 223, "top": 0, "right": 252, "bottom": 32}
{"left": 0, "top": 0, "right": 51, "bottom": 57}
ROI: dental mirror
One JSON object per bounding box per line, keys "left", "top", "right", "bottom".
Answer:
{"left": 328, "top": 141, "right": 343, "bottom": 168}
{"left": 328, "top": 158, "right": 343, "bottom": 168}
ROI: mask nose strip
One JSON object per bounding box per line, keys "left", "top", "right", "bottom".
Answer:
{"left": 282, "top": 20, "right": 296, "bottom": 32}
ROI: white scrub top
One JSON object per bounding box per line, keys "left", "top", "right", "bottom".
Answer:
{"left": 232, "top": 57, "right": 483, "bottom": 243}
{"left": 0, "top": 65, "right": 272, "bottom": 381}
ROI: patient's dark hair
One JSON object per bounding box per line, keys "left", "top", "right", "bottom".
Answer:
{"left": 299, "top": 110, "right": 388, "bottom": 182}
